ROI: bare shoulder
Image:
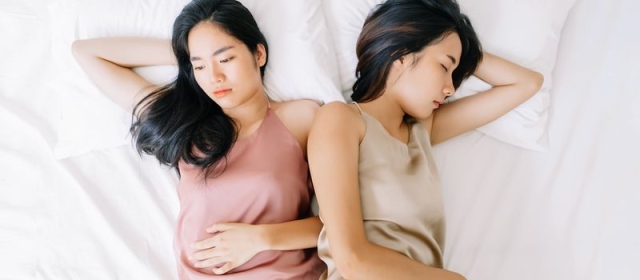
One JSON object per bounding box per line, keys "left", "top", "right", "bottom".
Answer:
{"left": 274, "top": 99, "right": 320, "bottom": 116}
{"left": 316, "top": 101, "right": 359, "bottom": 122}
{"left": 271, "top": 99, "right": 321, "bottom": 153}
{"left": 313, "top": 101, "right": 365, "bottom": 142}
{"left": 272, "top": 99, "right": 321, "bottom": 130}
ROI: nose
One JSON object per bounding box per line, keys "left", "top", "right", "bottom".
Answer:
{"left": 443, "top": 76, "right": 455, "bottom": 96}
{"left": 209, "top": 64, "right": 225, "bottom": 83}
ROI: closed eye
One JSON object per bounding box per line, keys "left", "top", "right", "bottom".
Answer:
{"left": 194, "top": 65, "right": 205, "bottom": 70}
{"left": 441, "top": 64, "right": 449, "bottom": 72}
{"left": 220, "top": 57, "right": 234, "bottom": 63}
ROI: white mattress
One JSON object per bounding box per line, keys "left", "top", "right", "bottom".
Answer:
{"left": 1, "top": 0, "right": 638, "bottom": 279}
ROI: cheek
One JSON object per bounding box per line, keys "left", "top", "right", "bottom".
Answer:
{"left": 237, "top": 62, "right": 261, "bottom": 81}
{"left": 236, "top": 65, "right": 263, "bottom": 88}
{"left": 193, "top": 72, "right": 210, "bottom": 93}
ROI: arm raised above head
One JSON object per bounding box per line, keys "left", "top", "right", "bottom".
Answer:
{"left": 427, "top": 52, "right": 544, "bottom": 145}
{"left": 72, "top": 37, "right": 177, "bottom": 112}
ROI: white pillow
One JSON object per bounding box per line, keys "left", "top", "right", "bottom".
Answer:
{"left": 323, "top": 0, "right": 578, "bottom": 151}
{"left": 48, "top": 0, "right": 343, "bottom": 159}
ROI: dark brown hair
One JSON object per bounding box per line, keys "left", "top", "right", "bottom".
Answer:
{"left": 352, "top": 0, "right": 482, "bottom": 102}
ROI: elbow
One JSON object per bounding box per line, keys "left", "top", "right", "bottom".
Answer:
{"left": 334, "top": 254, "right": 360, "bottom": 280}
{"left": 525, "top": 71, "right": 544, "bottom": 98}
{"left": 70, "top": 39, "right": 94, "bottom": 62}
{"left": 70, "top": 40, "right": 85, "bottom": 60}
{"left": 333, "top": 247, "right": 368, "bottom": 280}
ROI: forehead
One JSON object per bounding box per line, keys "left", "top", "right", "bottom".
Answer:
{"left": 187, "top": 22, "right": 240, "bottom": 53}
{"left": 427, "top": 32, "right": 462, "bottom": 60}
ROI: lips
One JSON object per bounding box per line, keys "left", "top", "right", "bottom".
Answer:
{"left": 433, "top": 101, "right": 441, "bottom": 108}
{"left": 213, "top": 88, "right": 231, "bottom": 97}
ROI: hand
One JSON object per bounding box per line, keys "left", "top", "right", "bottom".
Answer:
{"left": 190, "top": 223, "right": 268, "bottom": 274}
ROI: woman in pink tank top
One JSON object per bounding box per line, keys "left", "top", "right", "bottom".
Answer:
{"left": 71, "top": 0, "right": 325, "bottom": 279}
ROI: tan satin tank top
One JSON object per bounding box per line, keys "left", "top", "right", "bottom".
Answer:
{"left": 317, "top": 103, "right": 446, "bottom": 279}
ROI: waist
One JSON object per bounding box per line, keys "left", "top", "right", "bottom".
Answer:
{"left": 317, "top": 219, "right": 444, "bottom": 279}
{"left": 173, "top": 199, "right": 318, "bottom": 277}
{"left": 175, "top": 248, "right": 325, "bottom": 279}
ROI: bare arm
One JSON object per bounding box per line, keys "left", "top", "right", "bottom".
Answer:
{"left": 71, "top": 37, "right": 176, "bottom": 112}
{"left": 195, "top": 216, "right": 322, "bottom": 252}
{"left": 308, "top": 102, "right": 466, "bottom": 280}
{"left": 191, "top": 216, "right": 322, "bottom": 274}
{"left": 426, "top": 52, "right": 544, "bottom": 145}
{"left": 260, "top": 216, "right": 322, "bottom": 250}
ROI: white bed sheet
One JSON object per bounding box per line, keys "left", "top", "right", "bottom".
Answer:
{"left": 433, "top": 0, "right": 640, "bottom": 279}
{"left": 1, "top": 1, "right": 179, "bottom": 279}
{"left": 1, "top": 0, "right": 638, "bottom": 280}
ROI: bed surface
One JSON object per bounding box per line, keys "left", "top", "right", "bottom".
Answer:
{"left": 1, "top": 0, "right": 638, "bottom": 279}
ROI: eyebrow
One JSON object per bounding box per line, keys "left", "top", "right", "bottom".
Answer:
{"left": 190, "top": 46, "right": 235, "bottom": 61}
{"left": 447, "top": 55, "right": 457, "bottom": 65}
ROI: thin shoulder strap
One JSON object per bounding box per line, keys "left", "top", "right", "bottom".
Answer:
{"left": 352, "top": 102, "right": 368, "bottom": 139}
{"left": 352, "top": 102, "right": 369, "bottom": 128}
{"left": 353, "top": 102, "right": 363, "bottom": 115}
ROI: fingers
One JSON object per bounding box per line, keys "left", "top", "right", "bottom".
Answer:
{"left": 194, "top": 223, "right": 235, "bottom": 249}
{"left": 191, "top": 246, "right": 231, "bottom": 269}
{"left": 206, "top": 222, "right": 236, "bottom": 233}
{"left": 192, "top": 233, "right": 223, "bottom": 250}
{"left": 189, "top": 249, "right": 237, "bottom": 275}
{"left": 192, "top": 256, "right": 227, "bottom": 269}
{"left": 191, "top": 247, "right": 227, "bottom": 262}
{"left": 212, "top": 261, "right": 236, "bottom": 275}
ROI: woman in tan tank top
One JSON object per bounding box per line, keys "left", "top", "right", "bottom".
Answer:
{"left": 308, "top": 0, "right": 543, "bottom": 279}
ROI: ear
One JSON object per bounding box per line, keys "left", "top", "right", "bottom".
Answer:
{"left": 390, "top": 55, "right": 411, "bottom": 78}
{"left": 392, "top": 55, "right": 408, "bottom": 69}
{"left": 387, "top": 55, "right": 407, "bottom": 84}
{"left": 255, "top": 44, "right": 267, "bottom": 67}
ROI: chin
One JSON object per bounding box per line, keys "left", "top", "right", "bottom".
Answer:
{"left": 407, "top": 109, "right": 434, "bottom": 120}
{"left": 211, "top": 98, "right": 239, "bottom": 110}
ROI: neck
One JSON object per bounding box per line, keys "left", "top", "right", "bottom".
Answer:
{"left": 357, "top": 92, "right": 406, "bottom": 133}
{"left": 222, "top": 88, "right": 269, "bottom": 133}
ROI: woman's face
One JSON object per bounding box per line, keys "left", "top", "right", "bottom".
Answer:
{"left": 389, "top": 32, "right": 462, "bottom": 119}
{"left": 187, "top": 21, "right": 266, "bottom": 110}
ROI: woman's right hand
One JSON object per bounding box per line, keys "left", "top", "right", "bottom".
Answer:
{"left": 71, "top": 37, "right": 176, "bottom": 112}
{"left": 190, "top": 223, "right": 268, "bottom": 274}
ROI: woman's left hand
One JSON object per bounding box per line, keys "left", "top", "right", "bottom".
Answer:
{"left": 190, "top": 223, "right": 268, "bottom": 274}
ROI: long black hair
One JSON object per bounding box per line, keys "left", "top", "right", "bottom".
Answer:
{"left": 130, "top": 0, "right": 268, "bottom": 176}
{"left": 352, "top": 0, "right": 482, "bottom": 102}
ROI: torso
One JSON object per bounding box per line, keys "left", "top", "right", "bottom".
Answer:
{"left": 174, "top": 106, "right": 325, "bottom": 280}
{"left": 317, "top": 103, "right": 446, "bottom": 280}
